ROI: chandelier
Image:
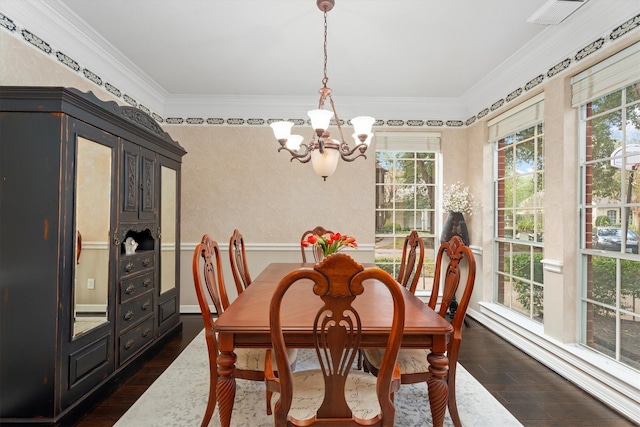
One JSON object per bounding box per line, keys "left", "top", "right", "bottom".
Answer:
{"left": 270, "top": 0, "right": 375, "bottom": 181}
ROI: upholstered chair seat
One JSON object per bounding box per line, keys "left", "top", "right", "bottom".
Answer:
{"left": 363, "top": 348, "right": 431, "bottom": 375}
{"left": 270, "top": 369, "right": 381, "bottom": 421}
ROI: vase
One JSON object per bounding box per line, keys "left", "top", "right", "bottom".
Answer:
{"left": 441, "top": 212, "right": 470, "bottom": 246}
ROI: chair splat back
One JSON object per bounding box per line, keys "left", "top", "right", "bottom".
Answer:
{"left": 229, "top": 228, "right": 252, "bottom": 294}
{"left": 266, "top": 254, "right": 405, "bottom": 426}
{"left": 396, "top": 230, "right": 425, "bottom": 293}
{"left": 427, "top": 235, "right": 476, "bottom": 344}
{"left": 300, "top": 225, "right": 333, "bottom": 263}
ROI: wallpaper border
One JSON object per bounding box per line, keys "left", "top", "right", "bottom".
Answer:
{"left": 1, "top": 11, "right": 638, "bottom": 129}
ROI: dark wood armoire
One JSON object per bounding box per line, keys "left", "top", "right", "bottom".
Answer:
{"left": 0, "top": 86, "right": 187, "bottom": 426}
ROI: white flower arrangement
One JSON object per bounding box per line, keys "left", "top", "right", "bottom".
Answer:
{"left": 441, "top": 182, "right": 478, "bottom": 215}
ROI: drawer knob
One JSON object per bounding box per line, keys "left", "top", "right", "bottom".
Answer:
{"left": 125, "top": 339, "right": 134, "bottom": 350}
{"left": 142, "top": 300, "right": 151, "bottom": 311}
{"left": 142, "top": 328, "right": 151, "bottom": 338}
{"left": 125, "top": 262, "right": 134, "bottom": 272}
{"left": 125, "top": 284, "right": 135, "bottom": 294}
{"left": 124, "top": 310, "right": 134, "bottom": 321}
{"left": 142, "top": 258, "right": 151, "bottom": 267}
{"left": 143, "top": 278, "right": 152, "bottom": 287}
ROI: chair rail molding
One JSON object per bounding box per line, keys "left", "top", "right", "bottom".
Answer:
{"left": 541, "top": 258, "right": 563, "bottom": 274}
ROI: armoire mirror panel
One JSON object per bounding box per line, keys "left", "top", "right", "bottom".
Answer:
{"left": 160, "top": 165, "right": 177, "bottom": 294}
{"left": 73, "top": 137, "right": 111, "bottom": 337}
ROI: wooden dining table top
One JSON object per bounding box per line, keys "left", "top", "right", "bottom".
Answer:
{"left": 214, "top": 262, "right": 453, "bottom": 348}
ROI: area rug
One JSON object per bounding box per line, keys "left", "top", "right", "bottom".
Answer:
{"left": 115, "top": 330, "right": 522, "bottom": 426}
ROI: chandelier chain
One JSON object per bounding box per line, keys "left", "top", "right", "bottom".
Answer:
{"left": 323, "top": 10, "right": 328, "bottom": 87}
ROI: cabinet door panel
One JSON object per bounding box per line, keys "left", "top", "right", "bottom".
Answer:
{"left": 122, "top": 147, "right": 139, "bottom": 215}
{"left": 140, "top": 148, "right": 156, "bottom": 219}
{"left": 121, "top": 142, "right": 157, "bottom": 221}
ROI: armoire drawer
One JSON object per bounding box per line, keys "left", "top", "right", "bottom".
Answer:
{"left": 118, "top": 292, "right": 154, "bottom": 333}
{"left": 119, "top": 252, "right": 155, "bottom": 277}
{"left": 118, "top": 317, "right": 154, "bottom": 366}
{"left": 120, "top": 272, "right": 155, "bottom": 302}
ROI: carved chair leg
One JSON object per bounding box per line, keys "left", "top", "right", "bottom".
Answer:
{"left": 266, "top": 388, "right": 273, "bottom": 415}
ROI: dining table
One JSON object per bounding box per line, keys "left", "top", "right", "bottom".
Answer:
{"left": 213, "top": 262, "right": 454, "bottom": 427}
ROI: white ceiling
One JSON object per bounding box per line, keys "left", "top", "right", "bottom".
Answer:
{"left": 3, "top": 0, "right": 638, "bottom": 121}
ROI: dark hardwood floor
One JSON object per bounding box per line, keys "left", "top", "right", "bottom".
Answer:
{"left": 75, "top": 314, "right": 635, "bottom": 427}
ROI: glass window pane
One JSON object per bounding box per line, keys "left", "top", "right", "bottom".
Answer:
{"left": 515, "top": 126, "right": 535, "bottom": 142}
{"left": 396, "top": 160, "right": 413, "bottom": 183}
{"left": 533, "top": 284, "right": 544, "bottom": 321}
{"left": 415, "top": 159, "right": 435, "bottom": 184}
{"left": 394, "top": 185, "right": 415, "bottom": 208}
{"left": 536, "top": 136, "right": 544, "bottom": 171}
{"left": 377, "top": 185, "right": 394, "bottom": 210}
{"left": 591, "top": 159, "right": 622, "bottom": 201}
{"left": 584, "top": 302, "right": 617, "bottom": 359}
{"left": 589, "top": 110, "right": 623, "bottom": 162}
{"left": 626, "top": 83, "right": 640, "bottom": 103}
{"left": 505, "top": 146, "right": 514, "bottom": 176}
{"left": 516, "top": 140, "right": 535, "bottom": 174}
{"left": 590, "top": 90, "right": 622, "bottom": 114}
{"left": 621, "top": 259, "right": 640, "bottom": 315}
{"left": 620, "top": 313, "right": 640, "bottom": 371}
{"left": 589, "top": 255, "right": 617, "bottom": 305}
{"left": 511, "top": 279, "right": 530, "bottom": 317}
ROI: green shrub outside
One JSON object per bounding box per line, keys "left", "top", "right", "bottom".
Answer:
{"left": 507, "top": 252, "right": 640, "bottom": 318}
{"left": 506, "top": 253, "right": 544, "bottom": 319}
{"left": 590, "top": 256, "right": 640, "bottom": 313}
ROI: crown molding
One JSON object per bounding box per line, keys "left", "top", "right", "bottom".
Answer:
{"left": 1, "top": 0, "right": 167, "bottom": 113}
{"left": 463, "top": 0, "right": 640, "bottom": 119}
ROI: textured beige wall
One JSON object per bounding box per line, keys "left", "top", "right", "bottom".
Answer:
{"left": 1, "top": 31, "right": 120, "bottom": 103}
{"left": 165, "top": 124, "right": 376, "bottom": 246}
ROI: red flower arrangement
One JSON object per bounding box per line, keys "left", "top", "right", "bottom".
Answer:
{"left": 302, "top": 232, "right": 358, "bottom": 258}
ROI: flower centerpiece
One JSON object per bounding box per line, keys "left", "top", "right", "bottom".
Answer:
{"left": 441, "top": 182, "right": 478, "bottom": 246}
{"left": 442, "top": 181, "right": 478, "bottom": 215}
{"left": 302, "top": 232, "right": 358, "bottom": 259}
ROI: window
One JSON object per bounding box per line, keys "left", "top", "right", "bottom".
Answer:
{"left": 374, "top": 132, "right": 440, "bottom": 293}
{"left": 575, "top": 42, "right": 640, "bottom": 371}
{"left": 491, "top": 94, "right": 545, "bottom": 322}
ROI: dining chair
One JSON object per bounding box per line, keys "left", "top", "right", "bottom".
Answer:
{"left": 299, "top": 225, "right": 333, "bottom": 263}
{"left": 264, "top": 253, "right": 405, "bottom": 426}
{"left": 396, "top": 229, "right": 425, "bottom": 294}
{"left": 229, "top": 228, "right": 252, "bottom": 294}
{"left": 192, "top": 234, "right": 297, "bottom": 426}
{"left": 362, "top": 236, "right": 476, "bottom": 427}
{"left": 354, "top": 229, "right": 424, "bottom": 371}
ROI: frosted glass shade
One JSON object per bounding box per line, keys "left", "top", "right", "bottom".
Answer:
{"left": 308, "top": 109, "right": 334, "bottom": 131}
{"left": 311, "top": 147, "right": 339, "bottom": 179}
{"left": 270, "top": 121, "right": 294, "bottom": 140}
{"left": 285, "top": 134, "right": 304, "bottom": 151}
{"left": 350, "top": 116, "right": 375, "bottom": 135}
